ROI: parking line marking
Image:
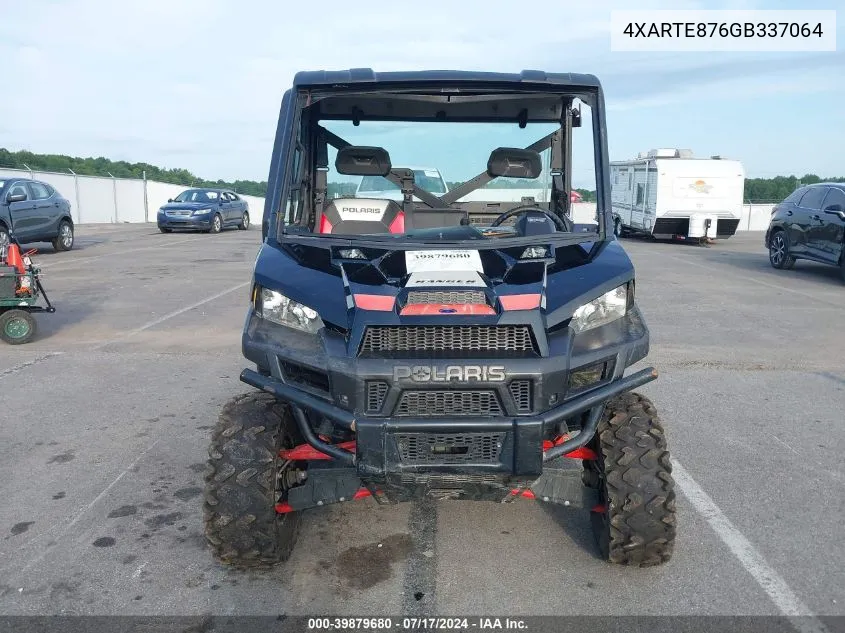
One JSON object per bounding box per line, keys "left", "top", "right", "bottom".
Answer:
{"left": 651, "top": 251, "right": 845, "bottom": 310}
{"left": 37, "top": 235, "right": 208, "bottom": 271}
{"left": 0, "top": 352, "right": 63, "bottom": 381}
{"left": 9, "top": 438, "right": 163, "bottom": 577}
{"left": 92, "top": 281, "right": 251, "bottom": 350}
{"left": 672, "top": 459, "right": 829, "bottom": 633}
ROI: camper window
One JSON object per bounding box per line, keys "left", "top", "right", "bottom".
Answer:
{"left": 636, "top": 184, "right": 645, "bottom": 205}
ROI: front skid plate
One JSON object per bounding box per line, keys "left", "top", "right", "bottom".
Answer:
{"left": 282, "top": 465, "right": 598, "bottom": 511}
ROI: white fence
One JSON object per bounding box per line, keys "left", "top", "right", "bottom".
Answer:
{"left": 0, "top": 167, "right": 266, "bottom": 225}
{"left": 1, "top": 166, "right": 775, "bottom": 232}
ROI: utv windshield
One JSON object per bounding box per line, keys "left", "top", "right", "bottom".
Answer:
{"left": 277, "top": 86, "right": 604, "bottom": 246}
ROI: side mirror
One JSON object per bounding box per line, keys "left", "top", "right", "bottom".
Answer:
{"left": 167, "top": 198, "right": 173, "bottom": 203}
{"left": 7, "top": 193, "right": 27, "bottom": 204}
{"left": 824, "top": 203, "right": 845, "bottom": 220}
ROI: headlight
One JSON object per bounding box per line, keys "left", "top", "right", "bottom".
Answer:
{"left": 193, "top": 208, "right": 212, "bottom": 215}
{"left": 570, "top": 284, "right": 628, "bottom": 333}
{"left": 258, "top": 288, "right": 324, "bottom": 334}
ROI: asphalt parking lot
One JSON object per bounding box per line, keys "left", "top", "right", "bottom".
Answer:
{"left": 0, "top": 225, "right": 843, "bottom": 621}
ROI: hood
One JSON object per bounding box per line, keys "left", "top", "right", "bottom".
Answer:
{"left": 252, "top": 238, "right": 634, "bottom": 333}
{"left": 161, "top": 201, "right": 217, "bottom": 211}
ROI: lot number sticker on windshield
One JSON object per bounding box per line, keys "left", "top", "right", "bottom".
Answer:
{"left": 405, "top": 250, "right": 483, "bottom": 273}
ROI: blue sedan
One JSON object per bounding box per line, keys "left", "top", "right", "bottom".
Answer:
{"left": 157, "top": 188, "right": 250, "bottom": 233}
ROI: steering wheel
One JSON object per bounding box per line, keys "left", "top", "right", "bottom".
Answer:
{"left": 489, "top": 205, "right": 570, "bottom": 232}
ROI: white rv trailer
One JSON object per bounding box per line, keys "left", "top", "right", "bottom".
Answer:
{"left": 610, "top": 149, "right": 746, "bottom": 241}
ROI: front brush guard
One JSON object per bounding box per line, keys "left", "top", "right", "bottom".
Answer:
{"left": 240, "top": 365, "right": 658, "bottom": 467}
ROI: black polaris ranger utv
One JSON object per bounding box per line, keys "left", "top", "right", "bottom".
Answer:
{"left": 203, "top": 69, "right": 676, "bottom": 569}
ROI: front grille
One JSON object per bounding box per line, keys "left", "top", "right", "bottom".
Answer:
{"left": 394, "top": 390, "right": 503, "bottom": 417}
{"left": 406, "top": 290, "right": 487, "bottom": 305}
{"left": 398, "top": 473, "right": 503, "bottom": 486}
{"left": 365, "top": 381, "right": 389, "bottom": 414}
{"left": 393, "top": 432, "right": 506, "bottom": 464}
{"left": 358, "top": 325, "right": 538, "bottom": 358}
{"left": 508, "top": 380, "right": 532, "bottom": 413}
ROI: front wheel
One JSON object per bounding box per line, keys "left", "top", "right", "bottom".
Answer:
{"left": 1, "top": 309, "right": 37, "bottom": 345}
{"left": 769, "top": 230, "right": 795, "bottom": 270}
{"left": 203, "top": 392, "right": 303, "bottom": 568}
{"left": 239, "top": 211, "right": 250, "bottom": 230}
{"left": 209, "top": 213, "right": 223, "bottom": 234}
{"left": 52, "top": 220, "right": 74, "bottom": 252}
{"left": 586, "top": 392, "right": 676, "bottom": 567}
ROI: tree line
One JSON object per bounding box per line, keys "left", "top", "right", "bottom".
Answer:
{"left": 0, "top": 148, "right": 269, "bottom": 197}
{"left": 2, "top": 148, "right": 841, "bottom": 203}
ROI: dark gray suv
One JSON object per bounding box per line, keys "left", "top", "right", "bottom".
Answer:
{"left": 0, "top": 178, "right": 75, "bottom": 252}
{"left": 765, "top": 182, "right": 845, "bottom": 281}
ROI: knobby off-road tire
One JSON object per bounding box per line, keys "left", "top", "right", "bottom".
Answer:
{"left": 586, "top": 391, "right": 676, "bottom": 567}
{"left": 203, "top": 391, "right": 303, "bottom": 569}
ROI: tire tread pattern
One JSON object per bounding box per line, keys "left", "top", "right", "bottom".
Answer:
{"left": 203, "top": 391, "right": 302, "bottom": 569}
{"left": 594, "top": 391, "right": 676, "bottom": 567}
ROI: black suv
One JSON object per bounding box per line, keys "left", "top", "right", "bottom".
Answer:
{"left": 765, "top": 182, "right": 845, "bottom": 280}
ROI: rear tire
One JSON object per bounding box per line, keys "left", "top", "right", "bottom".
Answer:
{"left": 587, "top": 392, "right": 676, "bottom": 567}
{"left": 768, "top": 229, "right": 795, "bottom": 270}
{"left": 1, "top": 309, "right": 36, "bottom": 345}
{"left": 203, "top": 392, "right": 302, "bottom": 569}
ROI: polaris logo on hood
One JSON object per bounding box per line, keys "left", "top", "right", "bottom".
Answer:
{"left": 393, "top": 365, "right": 506, "bottom": 383}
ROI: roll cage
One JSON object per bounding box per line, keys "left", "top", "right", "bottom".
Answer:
{"left": 264, "top": 79, "right": 610, "bottom": 245}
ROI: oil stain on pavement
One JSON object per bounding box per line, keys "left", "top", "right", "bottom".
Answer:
{"left": 331, "top": 533, "right": 413, "bottom": 590}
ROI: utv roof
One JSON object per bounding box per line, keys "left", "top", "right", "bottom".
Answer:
{"left": 292, "top": 68, "right": 602, "bottom": 89}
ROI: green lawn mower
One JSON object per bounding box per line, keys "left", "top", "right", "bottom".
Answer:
{"left": 0, "top": 228, "right": 55, "bottom": 345}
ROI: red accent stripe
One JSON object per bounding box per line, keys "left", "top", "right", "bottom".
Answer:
{"left": 500, "top": 294, "right": 541, "bottom": 311}
{"left": 399, "top": 303, "right": 495, "bottom": 316}
{"left": 275, "top": 486, "right": 373, "bottom": 514}
{"left": 353, "top": 294, "right": 395, "bottom": 311}
{"left": 279, "top": 441, "right": 357, "bottom": 461}
{"left": 591, "top": 504, "right": 606, "bottom": 513}
{"left": 542, "top": 436, "right": 597, "bottom": 460}
{"left": 509, "top": 489, "right": 536, "bottom": 499}
{"left": 319, "top": 215, "right": 333, "bottom": 234}
{"left": 388, "top": 210, "right": 405, "bottom": 234}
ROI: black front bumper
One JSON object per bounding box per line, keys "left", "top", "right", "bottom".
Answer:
{"left": 241, "top": 364, "right": 657, "bottom": 478}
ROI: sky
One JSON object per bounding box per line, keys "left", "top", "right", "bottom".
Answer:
{"left": 2, "top": 0, "right": 843, "bottom": 190}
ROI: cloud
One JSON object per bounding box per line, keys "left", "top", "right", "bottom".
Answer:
{"left": 0, "top": 0, "right": 843, "bottom": 181}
